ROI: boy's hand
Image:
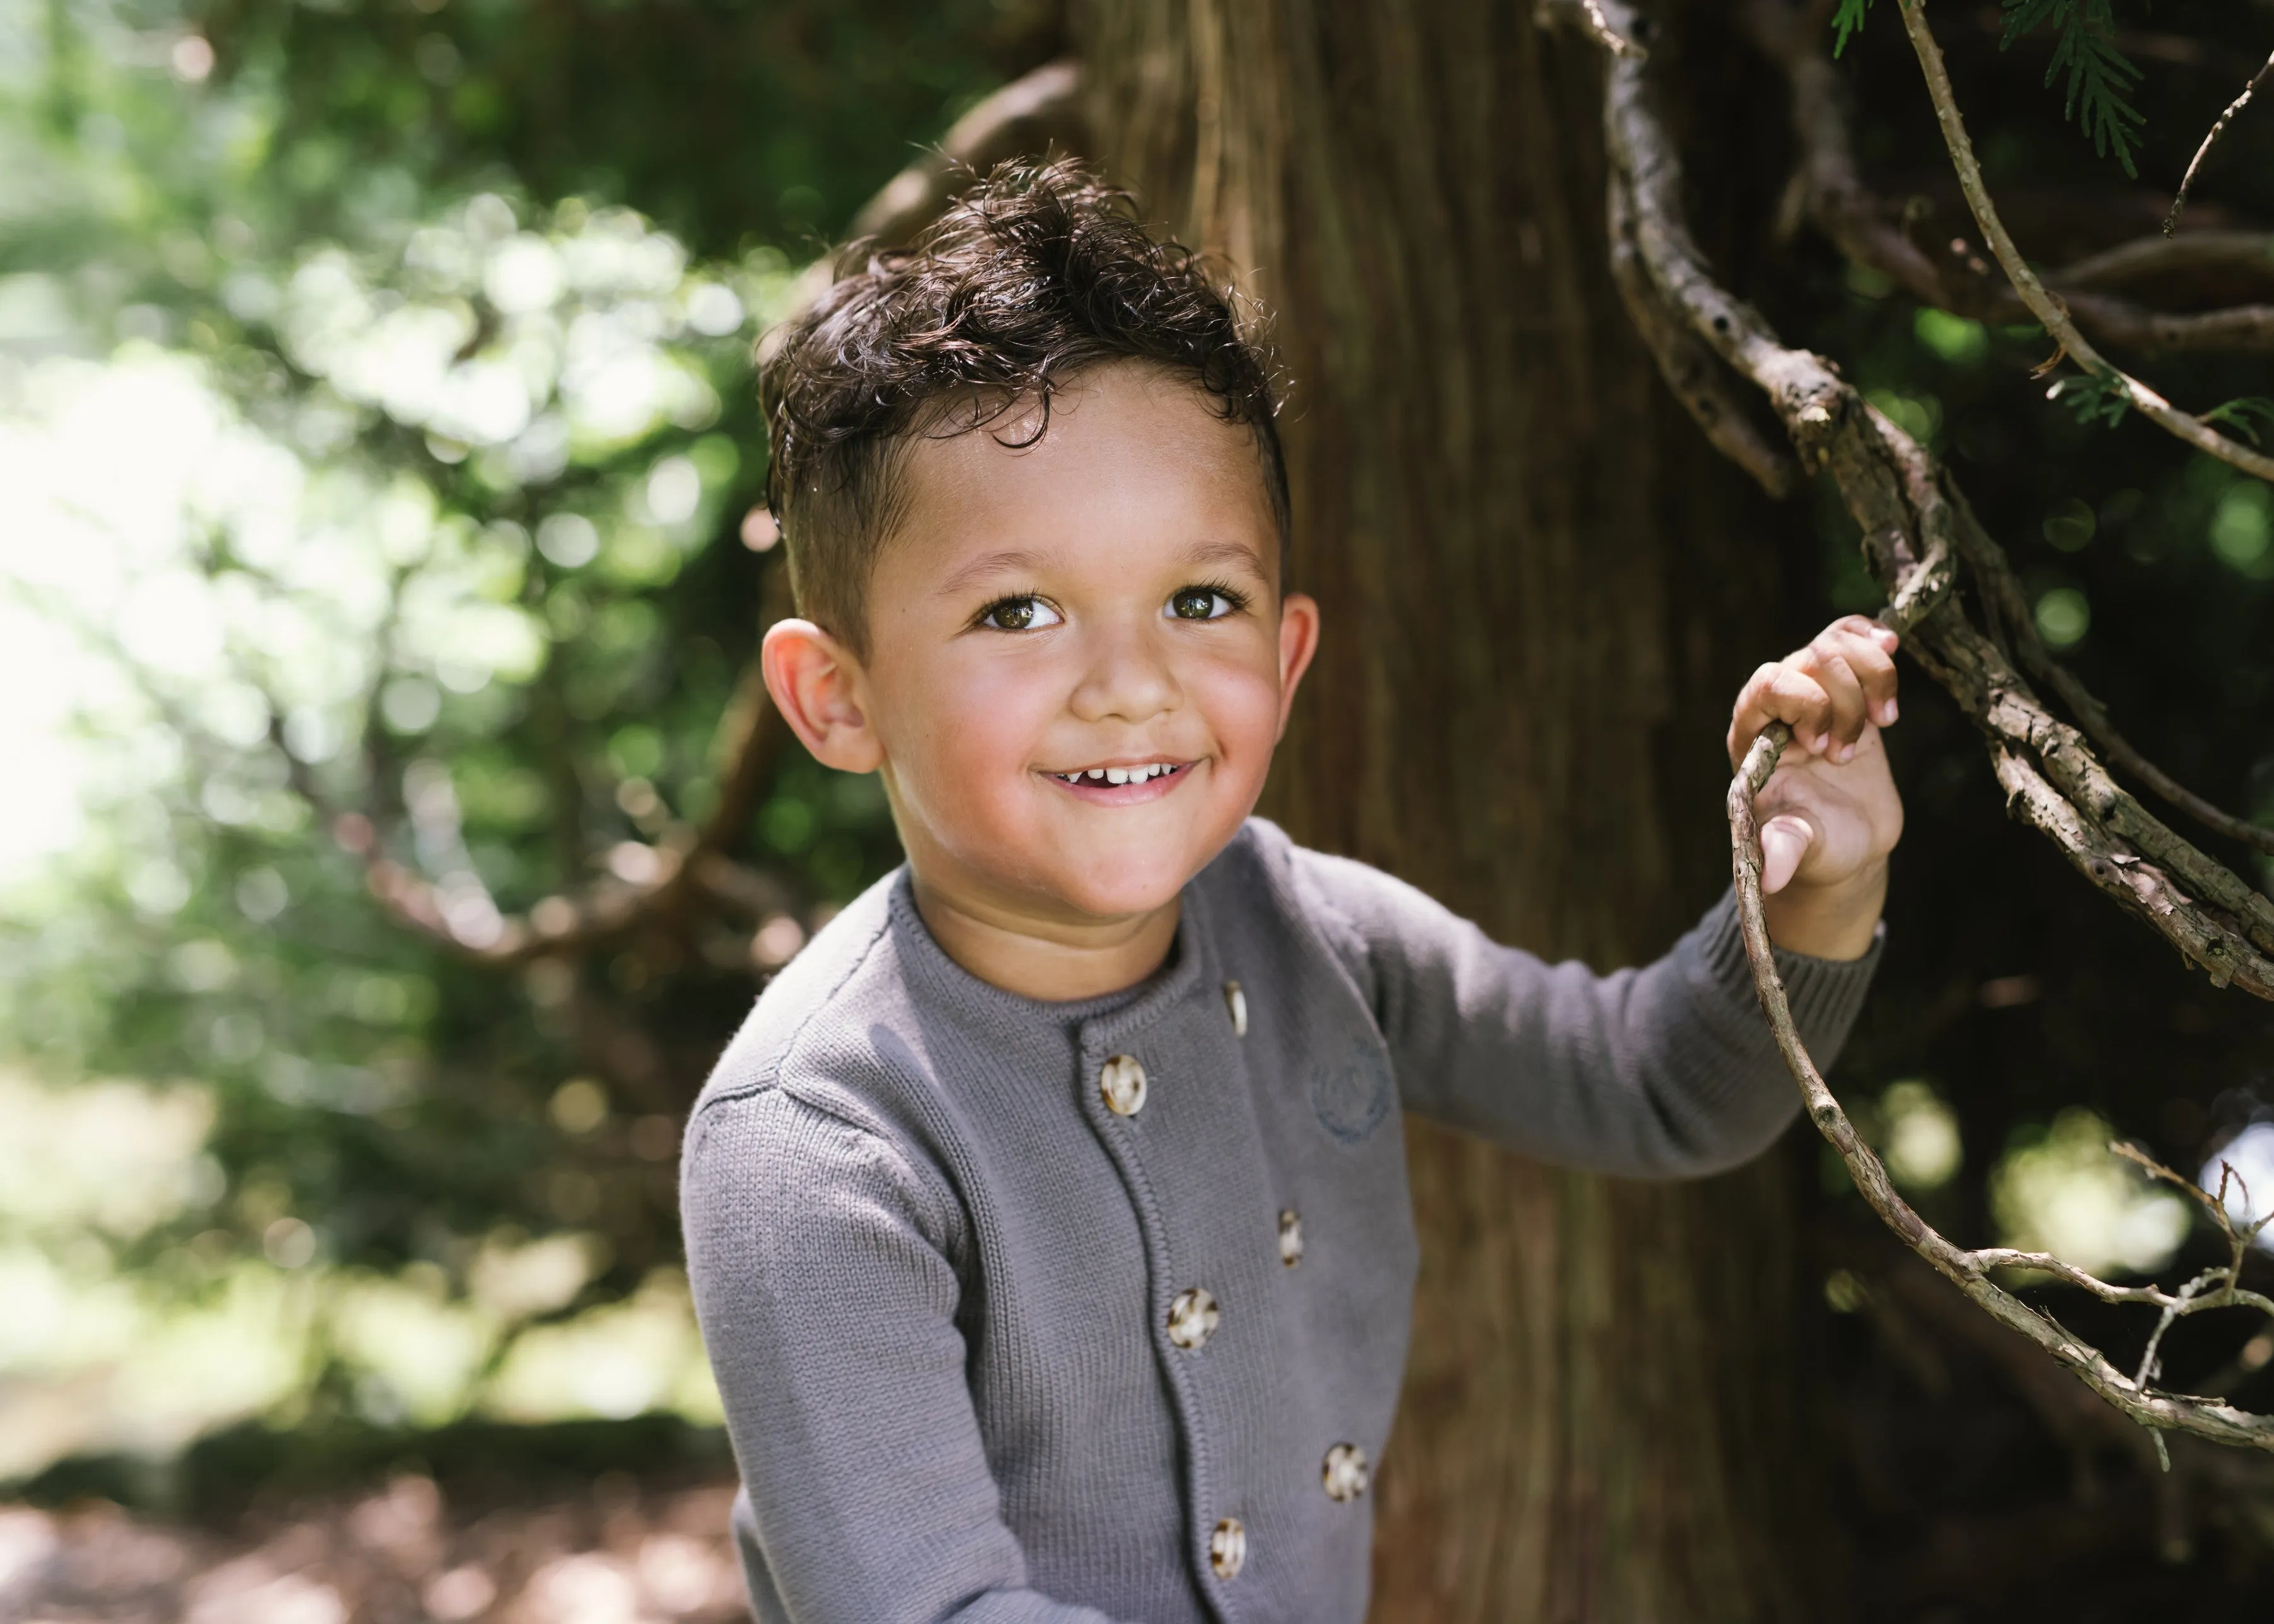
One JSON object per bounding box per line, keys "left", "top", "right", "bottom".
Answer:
{"left": 1726, "top": 615, "right": 1905, "bottom": 961}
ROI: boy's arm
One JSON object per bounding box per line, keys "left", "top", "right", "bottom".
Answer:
{"left": 1294, "top": 849, "right": 1879, "bottom": 1176}
{"left": 682, "top": 1086, "right": 1135, "bottom": 1624}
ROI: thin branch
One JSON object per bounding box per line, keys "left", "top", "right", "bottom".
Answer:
{"left": 299, "top": 572, "right": 798, "bottom": 968}
{"left": 2167, "top": 49, "right": 2274, "bottom": 236}
{"left": 774, "top": 59, "right": 1090, "bottom": 324}
{"left": 1607, "top": 171, "right": 1797, "bottom": 496}
{"left": 1536, "top": 0, "right": 1649, "bottom": 60}
{"left": 1893, "top": 0, "right": 2274, "bottom": 482}
{"left": 2053, "top": 231, "right": 2274, "bottom": 292}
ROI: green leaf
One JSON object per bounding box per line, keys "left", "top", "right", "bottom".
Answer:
{"left": 1998, "top": 0, "right": 2146, "bottom": 176}
{"left": 1832, "top": 0, "right": 1874, "bottom": 57}
{"left": 2046, "top": 373, "right": 2133, "bottom": 429}
{"left": 2201, "top": 397, "right": 2274, "bottom": 448}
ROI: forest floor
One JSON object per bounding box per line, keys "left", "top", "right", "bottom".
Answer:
{"left": 0, "top": 1473, "right": 748, "bottom": 1624}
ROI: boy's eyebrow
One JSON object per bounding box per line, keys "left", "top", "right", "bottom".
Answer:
{"left": 936, "top": 548, "right": 1052, "bottom": 596}
{"left": 934, "top": 537, "right": 1267, "bottom": 598}
{"left": 1177, "top": 538, "right": 1269, "bottom": 576}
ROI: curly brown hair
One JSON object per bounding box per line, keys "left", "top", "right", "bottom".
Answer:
{"left": 758, "top": 157, "right": 1289, "bottom": 653}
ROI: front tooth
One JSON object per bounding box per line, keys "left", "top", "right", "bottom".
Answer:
{"left": 1107, "top": 768, "right": 1130, "bottom": 785}
{"left": 1086, "top": 769, "right": 1106, "bottom": 783}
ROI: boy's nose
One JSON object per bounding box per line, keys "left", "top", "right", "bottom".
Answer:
{"left": 1067, "top": 624, "right": 1182, "bottom": 724}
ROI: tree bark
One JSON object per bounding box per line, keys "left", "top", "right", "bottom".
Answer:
{"left": 1075, "top": 3, "right": 1830, "bottom": 1618}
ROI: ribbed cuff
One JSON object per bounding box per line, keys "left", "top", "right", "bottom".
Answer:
{"left": 1693, "top": 887, "right": 1883, "bottom": 1051}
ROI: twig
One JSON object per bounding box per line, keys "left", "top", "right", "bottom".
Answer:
{"left": 1893, "top": 0, "right": 2274, "bottom": 482}
{"left": 774, "top": 59, "right": 1090, "bottom": 325}
{"left": 294, "top": 571, "right": 799, "bottom": 968}
{"left": 2167, "top": 50, "right": 2274, "bottom": 236}
{"left": 1538, "top": 0, "right": 1649, "bottom": 60}
{"left": 1607, "top": 171, "right": 1797, "bottom": 496}
{"left": 2053, "top": 231, "right": 2274, "bottom": 291}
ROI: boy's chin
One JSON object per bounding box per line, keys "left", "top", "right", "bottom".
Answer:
{"left": 1043, "top": 845, "right": 1207, "bottom": 922}
{"left": 1047, "top": 871, "right": 1190, "bottom": 923}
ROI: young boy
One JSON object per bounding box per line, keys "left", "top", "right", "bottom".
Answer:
{"left": 682, "top": 160, "right": 1901, "bottom": 1624}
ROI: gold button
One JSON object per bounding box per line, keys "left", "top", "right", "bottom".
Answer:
{"left": 1167, "top": 1287, "right": 1219, "bottom": 1350}
{"left": 1278, "top": 1209, "right": 1304, "bottom": 1268}
{"left": 1099, "top": 1054, "right": 1147, "bottom": 1116}
{"left": 1322, "top": 1442, "right": 1370, "bottom": 1502}
{"left": 1223, "top": 980, "right": 1248, "bottom": 1037}
{"left": 1209, "top": 1516, "right": 1247, "bottom": 1579}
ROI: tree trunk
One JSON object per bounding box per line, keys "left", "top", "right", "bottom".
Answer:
{"left": 1076, "top": 4, "right": 1830, "bottom": 1618}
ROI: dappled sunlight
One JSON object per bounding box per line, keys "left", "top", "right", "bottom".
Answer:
{"left": 484, "top": 1269, "right": 722, "bottom": 1426}
{"left": 1990, "top": 1108, "right": 2191, "bottom": 1279}
{"left": 1876, "top": 1079, "right": 1963, "bottom": 1192}
{"left": 0, "top": 1069, "right": 721, "bottom": 1486}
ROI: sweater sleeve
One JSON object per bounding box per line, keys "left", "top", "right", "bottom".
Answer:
{"left": 681, "top": 1086, "right": 1135, "bottom": 1624}
{"left": 1291, "top": 850, "right": 1881, "bottom": 1177}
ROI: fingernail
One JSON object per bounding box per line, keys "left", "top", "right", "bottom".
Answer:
{"left": 1885, "top": 698, "right": 1899, "bottom": 723}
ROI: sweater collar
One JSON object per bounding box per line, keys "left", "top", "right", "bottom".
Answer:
{"left": 883, "top": 867, "right": 1214, "bottom": 1048}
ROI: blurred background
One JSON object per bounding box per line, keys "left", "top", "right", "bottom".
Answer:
{"left": 0, "top": 0, "right": 2271, "bottom": 1619}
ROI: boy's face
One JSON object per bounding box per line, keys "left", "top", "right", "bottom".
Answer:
{"left": 780, "top": 361, "right": 1316, "bottom": 932}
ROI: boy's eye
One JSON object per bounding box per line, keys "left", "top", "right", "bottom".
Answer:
{"left": 979, "top": 595, "right": 1062, "bottom": 632}
{"left": 1167, "top": 587, "right": 1238, "bottom": 622}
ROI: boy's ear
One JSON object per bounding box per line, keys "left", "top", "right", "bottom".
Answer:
{"left": 1274, "top": 591, "right": 1321, "bottom": 741}
{"left": 761, "top": 618, "right": 885, "bottom": 774}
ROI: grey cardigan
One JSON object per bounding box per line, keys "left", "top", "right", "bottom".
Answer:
{"left": 681, "top": 819, "right": 1877, "bottom": 1624}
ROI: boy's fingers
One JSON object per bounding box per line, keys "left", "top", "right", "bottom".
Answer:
{"left": 1807, "top": 651, "right": 1869, "bottom": 760}
{"left": 1759, "top": 813, "right": 1814, "bottom": 895}
{"left": 1732, "top": 666, "right": 1834, "bottom": 760}
{"left": 1816, "top": 624, "right": 1901, "bottom": 726}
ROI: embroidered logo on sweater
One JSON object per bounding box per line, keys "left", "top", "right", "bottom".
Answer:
{"left": 1311, "top": 1037, "right": 1393, "bottom": 1143}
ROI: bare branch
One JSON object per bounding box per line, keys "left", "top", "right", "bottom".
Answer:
{"left": 296, "top": 575, "right": 798, "bottom": 969}
{"left": 2167, "top": 49, "right": 2274, "bottom": 236}
{"left": 1607, "top": 172, "right": 1797, "bottom": 497}
{"left": 1537, "top": 0, "right": 1649, "bottom": 60}
{"left": 775, "top": 60, "right": 1090, "bottom": 323}
{"left": 2053, "top": 231, "right": 2274, "bottom": 291}
{"left": 1893, "top": 0, "right": 2274, "bottom": 482}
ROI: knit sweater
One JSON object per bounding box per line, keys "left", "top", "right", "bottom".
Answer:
{"left": 680, "top": 818, "right": 1879, "bottom": 1624}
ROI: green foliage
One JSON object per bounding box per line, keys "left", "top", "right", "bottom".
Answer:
{"left": 0, "top": 0, "right": 1033, "bottom": 1458}
{"left": 2045, "top": 371, "right": 2133, "bottom": 429}
{"left": 1998, "top": 0, "right": 2145, "bottom": 175}
{"left": 1832, "top": 0, "right": 1874, "bottom": 59}
{"left": 2201, "top": 397, "right": 2274, "bottom": 448}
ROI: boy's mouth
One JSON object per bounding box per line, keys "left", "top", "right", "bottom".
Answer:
{"left": 1043, "top": 760, "right": 1193, "bottom": 801}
